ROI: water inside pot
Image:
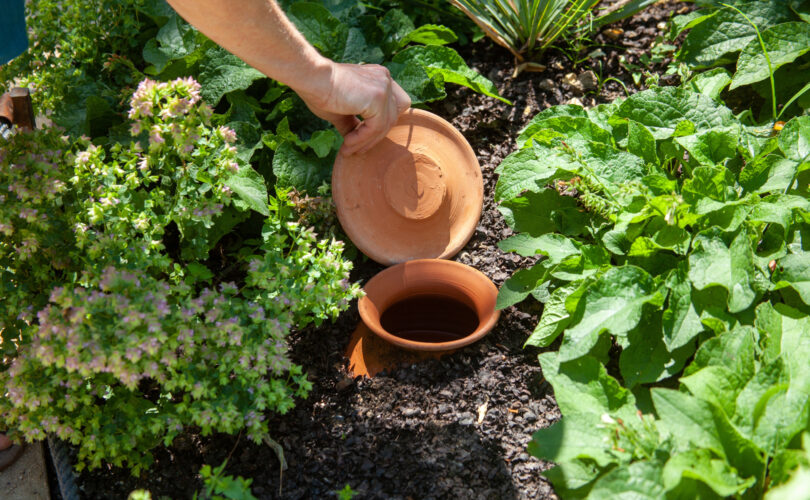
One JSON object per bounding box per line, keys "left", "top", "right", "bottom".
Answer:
{"left": 380, "top": 294, "right": 479, "bottom": 343}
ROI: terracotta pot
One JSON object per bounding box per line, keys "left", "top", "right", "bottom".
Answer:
{"left": 358, "top": 259, "right": 500, "bottom": 352}
{"left": 332, "top": 109, "right": 483, "bottom": 266}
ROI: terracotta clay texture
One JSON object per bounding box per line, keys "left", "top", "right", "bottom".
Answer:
{"left": 358, "top": 259, "right": 500, "bottom": 352}
{"left": 332, "top": 109, "right": 483, "bottom": 266}
{"left": 345, "top": 324, "right": 447, "bottom": 378}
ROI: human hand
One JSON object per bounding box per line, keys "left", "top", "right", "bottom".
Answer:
{"left": 296, "top": 62, "right": 411, "bottom": 156}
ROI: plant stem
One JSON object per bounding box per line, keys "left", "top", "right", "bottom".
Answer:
{"left": 721, "top": 3, "right": 776, "bottom": 119}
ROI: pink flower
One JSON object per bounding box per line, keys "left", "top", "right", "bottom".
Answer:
{"left": 149, "top": 125, "right": 164, "bottom": 145}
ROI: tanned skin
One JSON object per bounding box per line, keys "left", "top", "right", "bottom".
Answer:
{"left": 166, "top": 0, "right": 411, "bottom": 156}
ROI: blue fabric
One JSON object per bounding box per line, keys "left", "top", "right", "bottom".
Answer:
{"left": 0, "top": 0, "right": 28, "bottom": 65}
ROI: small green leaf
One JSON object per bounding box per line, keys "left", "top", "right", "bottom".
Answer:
{"left": 400, "top": 25, "right": 457, "bottom": 46}
{"left": 686, "top": 67, "right": 733, "bottom": 99}
{"left": 496, "top": 261, "right": 549, "bottom": 310}
{"left": 526, "top": 283, "right": 578, "bottom": 347}
{"left": 497, "top": 233, "right": 579, "bottom": 262}
{"left": 272, "top": 141, "right": 334, "bottom": 195}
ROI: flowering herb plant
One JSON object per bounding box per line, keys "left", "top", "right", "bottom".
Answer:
{"left": 0, "top": 78, "right": 361, "bottom": 474}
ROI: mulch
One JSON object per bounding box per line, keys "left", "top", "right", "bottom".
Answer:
{"left": 75, "top": 2, "right": 688, "bottom": 498}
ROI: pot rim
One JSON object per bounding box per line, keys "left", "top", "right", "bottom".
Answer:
{"left": 358, "top": 259, "right": 501, "bottom": 352}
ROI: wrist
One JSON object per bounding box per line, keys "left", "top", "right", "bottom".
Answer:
{"left": 289, "top": 53, "right": 335, "bottom": 109}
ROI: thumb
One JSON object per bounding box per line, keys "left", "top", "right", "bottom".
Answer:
{"left": 329, "top": 114, "right": 361, "bottom": 137}
{"left": 341, "top": 114, "right": 386, "bottom": 156}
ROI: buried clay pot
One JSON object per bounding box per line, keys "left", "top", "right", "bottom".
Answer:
{"left": 332, "top": 108, "right": 483, "bottom": 266}
{"left": 358, "top": 259, "right": 500, "bottom": 352}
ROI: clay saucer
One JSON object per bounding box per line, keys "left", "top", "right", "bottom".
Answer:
{"left": 332, "top": 108, "right": 483, "bottom": 266}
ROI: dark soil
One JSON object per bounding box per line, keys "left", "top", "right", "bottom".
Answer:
{"left": 75, "top": 2, "right": 688, "bottom": 499}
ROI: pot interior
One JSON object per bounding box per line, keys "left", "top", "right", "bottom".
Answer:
{"left": 379, "top": 293, "right": 480, "bottom": 343}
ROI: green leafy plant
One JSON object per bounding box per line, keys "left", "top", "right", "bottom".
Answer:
{"left": 448, "top": 0, "right": 658, "bottom": 61}
{"left": 128, "top": 461, "right": 259, "bottom": 500}
{"left": 494, "top": 85, "right": 810, "bottom": 496}
{"left": 335, "top": 484, "right": 359, "bottom": 500}
{"left": 196, "top": 461, "right": 258, "bottom": 500}
{"left": 673, "top": 0, "right": 810, "bottom": 120}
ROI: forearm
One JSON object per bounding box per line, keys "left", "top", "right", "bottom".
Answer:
{"left": 166, "top": 0, "right": 332, "bottom": 104}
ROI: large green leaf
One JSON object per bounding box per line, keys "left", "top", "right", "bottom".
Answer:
{"left": 385, "top": 60, "right": 445, "bottom": 104}
{"left": 586, "top": 461, "right": 666, "bottom": 500}
{"left": 499, "top": 189, "right": 594, "bottom": 237}
{"left": 519, "top": 116, "right": 612, "bottom": 150}
{"left": 731, "top": 22, "right": 810, "bottom": 89}
{"left": 613, "top": 87, "right": 736, "bottom": 140}
{"left": 662, "top": 265, "right": 704, "bottom": 350}
{"left": 619, "top": 312, "right": 694, "bottom": 388}
{"left": 739, "top": 155, "right": 800, "bottom": 195}
{"left": 391, "top": 45, "right": 510, "bottom": 104}
{"left": 494, "top": 143, "right": 572, "bottom": 201}
{"left": 653, "top": 388, "right": 765, "bottom": 480}
{"left": 271, "top": 141, "right": 334, "bottom": 194}
{"left": 198, "top": 46, "right": 265, "bottom": 105}
{"left": 663, "top": 449, "right": 755, "bottom": 497}
{"left": 518, "top": 105, "right": 589, "bottom": 146}
{"left": 779, "top": 116, "right": 810, "bottom": 163}
{"left": 678, "top": 0, "right": 795, "bottom": 69}
{"left": 675, "top": 128, "right": 741, "bottom": 167}
{"left": 680, "top": 326, "right": 757, "bottom": 416}
{"left": 773, "top": 253, "right": 810, "bottom": 306}
{"left": 688, "top": 230, "right": 757, "bottom": 313}
{"left": 224, "top": 164, "right": 270, "bottom": 216}
{"left": 539, "top": 353, "right": 636, "bottom": 418}
{"left": 560, "top": 266, "right": 662, "bottom": 362}
{"left": 287, "top": 2, "right": 349, "bottom": 60}
{"left": 528, "top": 414, "right": 616, "bottom": 467}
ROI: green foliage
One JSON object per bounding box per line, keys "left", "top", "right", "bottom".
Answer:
{"left": 335, "top": 484, "right": 359, "bottom": 500}
{"left": 448, "top": 0, "right": 657, "bottom": 60}
{"left": 495, "top": 84, "right": 810, "bottom": 496}
{"left": 674, "top": 0, "right": 810, "bottom": 119}
{"left": 130, "top": 461, "right": 259, "bottom": 500}
{"left": 0, "top": 79, "right": 360, "bottom": 474}
{"left": 197, "top": 461, "right": 258, "bottom": 500}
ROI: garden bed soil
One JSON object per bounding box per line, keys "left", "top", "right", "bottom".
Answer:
{"left": 76, "top": 2, "right": 687, "bottom": 498}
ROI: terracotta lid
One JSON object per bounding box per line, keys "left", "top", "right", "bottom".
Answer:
{"left": 332, "top": 109, "right": 483, "bottom": 266}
